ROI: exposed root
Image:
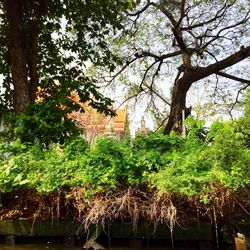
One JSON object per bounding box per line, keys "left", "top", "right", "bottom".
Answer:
{"left": 72, "top": 188, "right": 178, "bottom": 234}
{"left": 0, "top": 186, "right": 248, "bottom": 240}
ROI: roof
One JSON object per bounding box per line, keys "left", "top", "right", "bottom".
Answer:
{"left": 71, "top": 103, "right": 128, "bottom": 136}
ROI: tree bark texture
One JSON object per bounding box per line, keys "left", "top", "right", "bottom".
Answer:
{"left": 6, "top": 0, "right": 31, "bottom": 114}
{"left": 28, "top": 20, "right": 39, "bottom": 102}
{"left": 164, "top": 74, "right": 192, "bottom": 134}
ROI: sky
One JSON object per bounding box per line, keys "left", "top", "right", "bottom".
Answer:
{"left": 1, "top": 0, "right": 249, "bottom": 136}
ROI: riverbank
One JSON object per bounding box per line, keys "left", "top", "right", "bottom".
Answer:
{"left": 0, "top": 220, "right": 218, "bottom": 249}
{"left": 0, "top": 219, "right": 249, "bottom": 249}
{"left": 0, "top": 187, "right": 249, "bottom": 249}
{"left": 0, "top": 123, "right": 249, "bottom": 248}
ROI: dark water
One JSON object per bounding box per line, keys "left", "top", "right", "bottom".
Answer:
{"left": 0, "top": 243, "right": 199, "bottom": 250}
{"left": 0, "top": 246, "right": 196, "bottom": 250}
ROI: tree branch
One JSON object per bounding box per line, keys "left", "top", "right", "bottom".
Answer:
{"left": 216, "top": 72, "right": 250, "bottom": 84}
{"left": 139, "top": 60, "right": 159, "bottom": 89}
{"left": 183, "top": 45, "right": 250, "bottom": 85}
{"left": 140, "top": 50, "right": 182, "bottom": 60}
{"left": 229, "top": 84, "right": 249, "bottom": 119}
{"left": 202, "top": 13, "right": 250, "bottom": 50}
{"left": 175, "top": 0, "right": 186, "bottom": 29}
{"left": 143, "top": 82, "right": 171, "bottom": 106}
{"left": 152, "top": 1, "right": 177, "bottom": 26}
{"left": 126, "top": 0, "right": 153, "bottom": 17}
{"left": 182, "top": 0, "right": 236, "bottom": 31}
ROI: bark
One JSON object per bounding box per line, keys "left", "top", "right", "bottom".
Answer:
{"left": 28, "top": 20, "right": 39, "bottom": 102}
{"left": 164, "top": 77, "right": 191, "bottom": 134}
{"left": 164, "top": 45, "right": 250, "bottom": 134}
{"left": 6, "top": 0, "right": 31, "bottom": 114}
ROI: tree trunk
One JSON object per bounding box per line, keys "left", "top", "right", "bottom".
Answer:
{"left": 164, "top": 46, "right": 250, "bottom": 134}
{"left": 28, "top": 20, "right": 39, "bottom": 102}
{"left": 6, "top": 0, "right": 31, "bottom": 114}
{"left": 164, "top": 78, "right": 191, "bottom": 134}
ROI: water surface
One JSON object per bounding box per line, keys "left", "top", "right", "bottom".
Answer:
{"left": 0, "top": 243, "right": 199, "bottom": 250}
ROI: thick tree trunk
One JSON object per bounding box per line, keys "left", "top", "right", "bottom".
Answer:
{"left": 6, "top": 0, "right": 31, "bottom": 114}
{"left": 164, "top": 46, "right": 250, "bottom": 134}
{"left": 164, "top": 78, "right": 191, "bottom": 134}
{"left": 28, "top": 20, "right": 39, "bottom": 102}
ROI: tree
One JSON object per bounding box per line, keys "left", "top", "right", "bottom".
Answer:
{"left": 0, "top": 0, "right": 138, "bottom": 143}
{"left": 109, "top": 0, "right": 250, "bottom": 133}
{"left": 0, "top": 0, "right": 137, "bottom": 114}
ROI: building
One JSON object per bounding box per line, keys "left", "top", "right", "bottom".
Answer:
{"left": 136, "top": 116, "right": 150, "bottom": 135}
{"left": 70, "top": 103, "right": 129, "bottom": 144}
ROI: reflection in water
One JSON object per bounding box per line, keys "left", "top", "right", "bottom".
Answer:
{"left": 0, "top": 244, "right": 80, "bottom": 250}
{"left": 0, "top": 244, "right": 199, "bottom": 250}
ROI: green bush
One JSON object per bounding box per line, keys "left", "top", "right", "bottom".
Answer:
{"left": 0, "top": 119, "right": 249, "bottom": 201}
{"left": 1, "top": 101, "right": 81, "bottom": 145}
{"left": 151, "top": 121, "right": 250, "bottom": 199}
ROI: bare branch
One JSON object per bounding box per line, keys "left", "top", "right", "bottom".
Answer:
{"left": 155, "top": 115, "right": 169, "bottom": 132}
{"left": 183, "top": 45, "right": 250, "bottom": 85}
{"left": 115, "top": 89, "right": 144, "bottom": 110}
{"left": 202, "top": 12, "right": 250, "bottom": 50}
{"left": 204, "top": 49, "right": 219, "bottom": 62}
{"left": 111, "top": 50, "right": 181, "bottom": 82}
{"left": 140, "top": 50, "right": 182, "bottom": 60}
{"left": 143, "top": 82, "right": 171, "bottom": 106}
{"left": 109, "top": 56, "right": 138, "bottom": 82}
{"left": 182, "top": 0, "right": 236, "bottom": 31}
{"left": 173, "top": 0, "right": 186, "bottom": 30}
{"left": 151, "top": 60, "right": 163, "bottom": 87}
{"left": 180, "top": 0, "right": 185, "bottom": 17}
{"left": 152, "top": 2, "right": 177, "bottom": 26}
{"left": 139, "top": 60, "right": 159, "bottom": 89}
{"left": 216, "top": 72, "right": 250, "bottom": 85}
{"left": 126, "top": 0, "right": 153, "bottom": 17}
{"left": 229, "top": 84, "right": 250, "bottom": 119}
{"left": 151, "top": 1, "right": 189, "bottom": 53}
{"left": 214, "top": 74, "right": 220, "bottom": 96}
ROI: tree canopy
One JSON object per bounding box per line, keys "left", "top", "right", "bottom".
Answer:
{"left": 0, "top": 0, "right": 138, "bottom": 143}
{"left": 107, "top": 0, "right": 250, "bottom": 133}
{"left": 0, "top": 0, "right": 249, "bottom": 140}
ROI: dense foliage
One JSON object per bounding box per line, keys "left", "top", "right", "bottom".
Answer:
{"left": 0, "top": 0, "right": 139, "bottom": 144}
{"left": 238, "top": 89, "right": 250, "bottom": 145}
{"left": 0, "top": 119, "right": 249, "bottom": 202}
{"left": 2, "top": 101, "right": 81, "bottom": 145}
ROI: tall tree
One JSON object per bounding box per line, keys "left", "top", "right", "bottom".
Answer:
{"left": 0, "top": 0, "right": 136, "bottom": 114}
{"left": 109, "top": 0, "right": 250, "bottom": 133}
{"left": 0, "top": 0, "right": 138, "bottom": 143}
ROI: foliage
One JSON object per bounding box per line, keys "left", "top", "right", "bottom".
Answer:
{"left": 0, "top": 118, "right": 249, "bottom": 202}
{"left": 133, "top": 132, "right": 184, "bottom": 153}
{"left": 0, "top": 134, "right": 174, "bottom": 194}
{"left": 2, "top": 102, "right": 81, "bottom": 145}
{"left": 0, "top": 0, "right": 139, "bottom": 143}
{"left": 152, "top": 120, "right": 250, "bottom": 200}
{"left": 238, "top": 89, "right": 250, "bottom": 146}
{"left": 0, "top": 0, "right": 139, "bottom": 110}
{"left": 184, "top": 117, "right": 208, "bottom": 141}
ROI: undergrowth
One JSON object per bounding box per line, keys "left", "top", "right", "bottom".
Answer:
{"left": 0, "top": 118, "right": 249, "bottom": 231}
{"left": 0, "top": 119, "right": 249, "bottom": 198}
